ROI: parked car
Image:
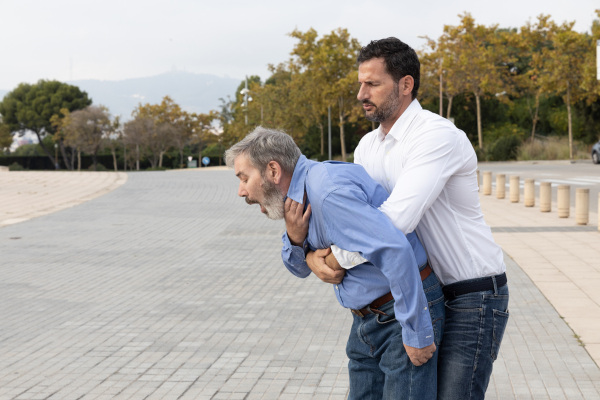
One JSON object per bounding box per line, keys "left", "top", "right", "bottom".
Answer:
{"left": 593, "top": 141, "right": 600, "bottom": 164}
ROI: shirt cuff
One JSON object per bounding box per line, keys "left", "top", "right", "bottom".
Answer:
{"left": 400, "top": 319, "right": 435, "bottom": 348}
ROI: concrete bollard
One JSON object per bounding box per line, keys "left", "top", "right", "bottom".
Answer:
{"left": 540, "top": 182, "right": 551, "bottom": 212}
{"left": 557, "top": 185, "right": 570, "bottom": 218}
{"left": 496, "top": 174, "right": 506, "bottom": 199}
{"left": 509, "top": 176, "right": 520, "bottom": 203}
{"left": 575, "top": 188, "right": 589, "bottom": 225}
{"left": 482, "top": 171, "right": 492, "bottom": 195}
{"left": 524, "top": 179, "right": 535, "bottom": 207}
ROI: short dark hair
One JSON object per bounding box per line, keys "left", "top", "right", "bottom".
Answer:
{"left": 357, "top": 37, "right": 420, "bottom": 99}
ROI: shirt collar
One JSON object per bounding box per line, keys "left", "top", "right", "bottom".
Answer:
{"left": 286, "top": 154, "right": 310, "bottom": 204}
{"left": 385, "top": 98, "right": 422, "bottom": 141}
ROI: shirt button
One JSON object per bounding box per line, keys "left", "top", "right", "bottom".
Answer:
{"left": 335, "top": 285, "right": 339, "bottom": 290}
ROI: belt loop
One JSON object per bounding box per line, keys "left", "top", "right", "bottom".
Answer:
{"left": 492, "top": 275, "right": 498, "bottom": 296}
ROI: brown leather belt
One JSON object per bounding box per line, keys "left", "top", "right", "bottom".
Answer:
{"left": 350, "top": 264, "right": 432, "bottom": 318}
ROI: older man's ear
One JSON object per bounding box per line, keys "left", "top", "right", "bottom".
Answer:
{"left": 266, "top": 160, "right": 283, "bottom": 184}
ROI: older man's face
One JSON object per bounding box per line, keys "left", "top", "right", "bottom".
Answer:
{"left": 234, "top": 154, "right": 285, "bottom": 220}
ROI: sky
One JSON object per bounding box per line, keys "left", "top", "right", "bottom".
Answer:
{"left": 1, "top": 0, "right": 598, "bottom": 91}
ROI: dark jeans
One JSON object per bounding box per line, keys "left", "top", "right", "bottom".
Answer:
{"left": 346, "top": 271, "right": 445, "bottom": 400}
{"left": 438, "top": 277, "right": 510, "bottom": 400}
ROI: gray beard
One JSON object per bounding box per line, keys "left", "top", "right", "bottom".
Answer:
{"left": 261, "top": 178, "right": 285, "bottom": 220}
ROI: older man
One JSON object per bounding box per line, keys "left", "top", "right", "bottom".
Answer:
{"left": 225, "top": 126, "right": 443, "bottom": 399}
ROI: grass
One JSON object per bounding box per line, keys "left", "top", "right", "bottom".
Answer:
{"left": 517, "top": 137, "right": 592, "bottom": 161}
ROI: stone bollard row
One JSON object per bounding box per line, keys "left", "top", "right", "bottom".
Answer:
{"left": 481, "top": 171, "right": 595, "bottom": 229}
{"left": 510, "top": 176, "right": 520, "bottom": 203}
{"left": 524, "top": 179, "right": 535, "bottom": 207}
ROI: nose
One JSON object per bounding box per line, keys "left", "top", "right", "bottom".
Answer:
{"left": 357, "top": 83, "right": 367, "bottom": 101}
{"left": 238, "top": 183, "right": 247, "bottom": 197}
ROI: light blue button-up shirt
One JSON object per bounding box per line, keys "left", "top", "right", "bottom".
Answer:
{"left": 281, "top": 155, "right": 433, "bottom": 348}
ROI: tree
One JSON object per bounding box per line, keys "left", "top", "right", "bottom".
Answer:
{"left": 517, "top": 15, "right": 557, "bottom": 141}
{"left": 288, "top": 29, "right": 330, "bottom": 155}
{"left": 545, "top": 21, "right": 591, "bottom": 159}
{"left": 63, "top": 105, "right": 111, "bottom": 170}
{"left": 188, "top": 111, "right": 219, "bottom": 165}
{"left": 441, "top": 14, "right": 513, "bottom": 150}
{"left": 296, "top": 28, "right": 362, "bottom": 160}
{"left": 123, "top": 116, "right": 153, "bottom": 171}
{"left": 133, "top": 96, "right": 182, "bottom": 168}
{"left": 0, "top": 122, "right": 12, "bottom": 151}
{"left": 103, "top": 116, "right": 122, "bottom": 171}
{"left": 0, "top": 80, "right": 91, "bottom": 168}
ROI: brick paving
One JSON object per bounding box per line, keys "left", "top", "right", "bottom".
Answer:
{"left": 1, "top": 168, "right": 599, "bottom": 399}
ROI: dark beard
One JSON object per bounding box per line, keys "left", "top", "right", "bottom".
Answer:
{"left": 364, "top": 84, "right": 400, "bottom": 123}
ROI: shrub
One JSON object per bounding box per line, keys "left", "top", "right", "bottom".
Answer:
{"left": 487, "top": 135, "right": 523, "bottom": 161}
{"left": 517, "top": 136, "right": 590, "bottom": 160}
{"left": 8, "top": 162, "right": 25, "bottom": 171}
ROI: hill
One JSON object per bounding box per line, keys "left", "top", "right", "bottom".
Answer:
{"left": 71, "top": 71, "right": 240, "bottom": 120}
{"left": 0, "top": 72, "right": 241, "bottom": 121}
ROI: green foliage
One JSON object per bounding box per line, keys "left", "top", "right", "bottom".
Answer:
{"left": 487, "top": 134, "right": 523, "bottom": 161}
{"left": 0, "top": 80, "right": 91, "bottom": 136}
{"left": 88, "top": 163, "right": 108, "bottom": 171}
{"left": 12, "top": 143, "right": 45, "bottom": 156}
{"left": 0, "top": 123, "right": 12, "bottom": 149}
{"left": 8, "top": 162, "right": 24, "bottom": 171}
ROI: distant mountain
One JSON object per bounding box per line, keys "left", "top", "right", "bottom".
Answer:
{"left": 0, "top": 72, "right": 241, "bottom": 121}
{"left": 69, "top": 71, "right": 241, "bottom": 120}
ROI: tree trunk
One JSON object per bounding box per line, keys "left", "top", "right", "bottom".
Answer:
{"left": 338, "top": 98, "right": 346, "bottom": 161}
{"left": 439, "top": 64, "right": 443, "bottom": 116}
{"left": 446, "top": 96, "right": 454, "bottom": 119}
{"left": 566, "top": 83, "right": 573, "bottom": 161}
{"left": 159, "top": 151, "right": 164, "bottom": 168}
{"left": 77, "top": 150, "right": 81, "bottom": 171}
{"left": 111, "top": 148, "right": 118, "bottom": 171}
{"left": 33, "top": 131, "right": 57, "bottom": 168}
{"left": 319, "top": 123, "right": 325, "bottom": 155}
{"left": 136, "top": 145, "right": 140, "bottom": 171}
{"left": 475, "top": 93, "right": 483, "bottom": 150}
{"left": 531, "top": 92, "right": 540, "bottom": 143}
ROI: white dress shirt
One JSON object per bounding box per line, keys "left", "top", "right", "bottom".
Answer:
{"left": 335, "top": 99, "right": 505, "bottom": 285}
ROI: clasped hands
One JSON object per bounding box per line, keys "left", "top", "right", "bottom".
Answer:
{"left": 284, "top": 197, "right": 345, "bottom": 284}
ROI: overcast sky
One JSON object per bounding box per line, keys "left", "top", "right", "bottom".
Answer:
{"left": 1, "top": 0, "right": 598, "bottom": 91}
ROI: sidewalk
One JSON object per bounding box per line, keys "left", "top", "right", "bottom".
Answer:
{"left": 1, "top": 168, "right": 599, "bottom": 399}
{"left": 479, "top": 179, "right": 600, "bottom": 367}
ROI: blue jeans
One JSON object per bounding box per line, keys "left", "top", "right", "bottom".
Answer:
{"left": 346, "top": 271, "right": 445, "bottom": 400}
{"left": 438, "top": 279, "right": 510, "bottom": 400}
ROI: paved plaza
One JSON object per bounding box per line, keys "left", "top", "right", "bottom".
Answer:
{"left": 1, "top": 168, "right": 600, "bottom": 399}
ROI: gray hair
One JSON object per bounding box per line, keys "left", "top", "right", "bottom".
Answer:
{"left": 224, "top": 126, "right": 301, "bottom": 175}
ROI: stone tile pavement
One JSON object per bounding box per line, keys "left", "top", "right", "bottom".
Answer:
{"left": 0, "top": 168, "right": 599, "bottom": 399}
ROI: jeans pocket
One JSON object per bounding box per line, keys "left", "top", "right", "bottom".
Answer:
{"left": 428, "top": 294, "right": 445, "bottom": 346}
{"left": 491, "top": 308, "right": 509, "bottom": 360}
{"left": 376, "top": 301, "right": 397, "bottom": 325}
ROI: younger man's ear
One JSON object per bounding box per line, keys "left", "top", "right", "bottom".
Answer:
{"left": 400, "top": 75, "right": 414, "bottom": 96}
